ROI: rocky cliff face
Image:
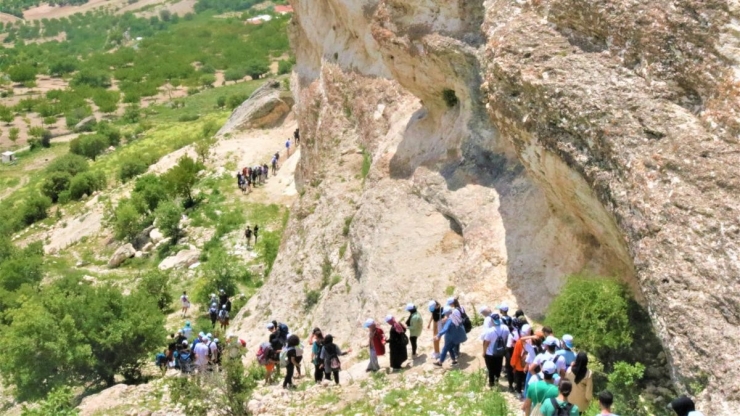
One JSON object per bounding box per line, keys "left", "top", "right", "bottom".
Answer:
{"left": 235, "top": 0, "right": 740, "bottom": 412}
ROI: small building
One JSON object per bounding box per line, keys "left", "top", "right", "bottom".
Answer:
{"left": 246, "top": 14, "right": 273, "bottom": 25}
{"left": 1, "top": 151, "right": 15, "bottom": 164}
{"left": 274, "top": 5, "right": 294, "bottom": 14}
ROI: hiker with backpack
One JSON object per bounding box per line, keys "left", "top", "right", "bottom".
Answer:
{"left": 565, "top": 352, "right": 593, "bottom": 413}
{"left": 294, "top": 128, "right": 300, "bottom": 145}
{"left": 178, "top": 340, "right": 194, "bottom": 373}
{"left": 285, "top": 139, "right": 291, "bottom": 156}
{"left": 282, "top": 334, "right": 301, "bottom": 389}
{"left": 253, "top": 225, "right": 259, "bottom": 244}
{"left": 539, "top": 380, "right": 580, "bottom": 416}
{"left": 536, "top": 336, "right": 568, "bottom": 378}
{"left": 427, "top": 300, "right": 443, "bottom": 359}
{"left": 256, "top": 341, "right": 277, "bottom": 384}
{"left": 319, "top": 334, "right": 349, "bottom": 384}
{"left": 405, "top": 303, "right": 423, "bottom": 357}
{"left": 433, "top": 307, "right": 467, "bottom": 368}
{"left": 511, "top": 324, "right": 533, "bottom": 397}
{"left": 363, "top": 319, "right": 385, "bottom": 372}
{"left": 310, "top": 328, "right": 325, "bottom": 382}
{"left": 482, "top": 313, "right": 511, "bottom": 387}
{"left": 271, "top": 155, "right": 278, "bottom": 175}
{"left": 209, "top": 302, "right": 219, "bottom": 328}
{"left": 180, "top": 291, "right": 190, "bottom": 318}
{"left": 523, "top": 361, "right": 560, "bottom": 416}
{"left": 269, "top": 321, "right": 290, "bottom": 347}
{"left": 193, "top": 335, "right": 210, "bottom": 374}
{"left": 499, "top": 304, "right": 518, "bottom": 392}
{"left": 557, "top": 334, "right": 577, "bottom": 367}
{"left": 218, "top": 305, "right": 229, "bottom": 331}
{"left": 263, "top": 163, "right": 269, "bottom": 180}
{"left": 385, "top": 315, "right": 409, "bottom": 371}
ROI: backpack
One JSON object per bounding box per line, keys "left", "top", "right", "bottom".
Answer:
{"left": 279, "top": 347, "right": 293, "bottom": 367}
{"left": 549, "top": 398, "right": 574, "bottom": 416}
{"left": 461, "top": 312, "right": 472, "bottom": 333}
{"left": 209, "top": 304, "right": 218, "bottom": 316}
{"left": 325, "top": 344, "right": 341, "bottom": 370}
{"left": 278, "top": 323, "right": 289, "bottom": 337}
{"left": 219, "top": 309, "right": 229, "bottom": 320}
{"left": 491, "top": 328, "right": 507, "bottom": 357}
{"left": 501, "top": 315, "right": 513, "bottom": 332}
{"left": 256, "top": 342, "right": 272, "bottom": 365}
{"left": 206, "top": 342, "right": 214, "bottom": 360}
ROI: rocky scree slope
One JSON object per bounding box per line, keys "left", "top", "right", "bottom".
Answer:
{"left": 232, "top": 0, "right": 740, "bottom": 413}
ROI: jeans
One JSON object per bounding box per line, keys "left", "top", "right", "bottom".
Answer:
{"left": 484, "top": 354, "right": 504, "bottom": 385}
{"left": 283, "top": 362, "right": 294, "bottom": 387}
{"left": 410, "top": 336, "right": 418, "bottom": 355}
{"left": 439, "top": 341, "right": 459, "bottom": 363}
{"left": 367, "top": 347, "right": 380, "bottom": 371}
{"left": 314, "top": 362, "right": 324, "bottom": 382}
{"left": 505, "top": 347, "right": 515, "bottom": 388}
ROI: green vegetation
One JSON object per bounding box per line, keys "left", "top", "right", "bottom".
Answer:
{"left": 361, "top": 148, "right": 371, "bottom": 180}
{"left": 20, "top": 386, "right": 78, "bottom": 416}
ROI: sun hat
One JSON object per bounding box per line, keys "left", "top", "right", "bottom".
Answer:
{"left": 562, "top": 334, "right": 574, "bottom": 349}
{"left": 182, "top": 340, "right": 188, "bottom": 346}
{"left": 544, "top": 335, "right": 559, "bottom": 347}
{"left": 363, "top": 318, "right": 375, "bottom": 328}
{"left": 446, "top": 297, "right": 455, "bottom": 306}
{"left": 405, "top": 303, "right": 415, "bottom": 311}
{"left": 428, "top": 300, "right": 437, "bottom": 312}
{"left": 542, "top": 361, "right": 557, "bottom": 375}
{"left": 521, "top": 324, "right": 532, "bottom": 336}
{"left": 266, "top": 323, "right": 275, "bottom": 330}
{"left": 479, "top": 305, "right": 492, "bottom": 315}
{"left": 442, "top": 306, "right": 452, "bottom": 315}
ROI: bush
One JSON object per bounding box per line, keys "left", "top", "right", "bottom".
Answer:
{"left": 46, "top": 154, "right": 89, "bottom": 176}
{"left": 95, "top": 121, "right": 121, "bottom": 146}
{"left": 132, "top": 174, "right": 167, "bottom": 212}
{"left": 8, "top": 63, "right": 37, "bottom": 83}
{"left": 154, "top": 201, "right": 183, "bottom": 242}
{"left": 21, "top": 193, "right": 52, "bottom": 225}
{"left": 304, "top": 289, "right": 320, "bottom": 310}
{"left": 118, "top": 156, "right": 149, "bottom": 183}
{"left": 162, "top": 156, "right": 204, "bottom": 206}
{"left": 71, "top": 69, "right": 111, "bottom": 89}
{"left": 70, "top": 134, "right": 108, "bottom": 161}
{"left": 122, "top": 105, "right": 140, "bottom": 124}
{"left": 69, "top": 171, "right": 106, "bottom": 200}
{"left": 194, "top": 248, "right": 249, "bottom": 306}
{"left": 227, "top": 94, "right": 246, "bottom": 110}
{"left": 139, "top": 270, "right": 172, "bottom": 312}
{"left": 20, "top": 386, "right": 78, "bottom": 416}
{"left": 112, "top": 198, "right": 145, "bottom": 241}
{"left": 607, "top": 361, "right": 646, "bottom": 415}
{"left": 178, "top": 114, "right": 200, "bottom": 122}
{"left": 544, "top": 275, "right": 633, "bottom": 366}
{"left": 442, "top": 88, "right": 459, "bottom": 108}
{"left": 41, "top": 172, "right": 72, "bottom": 203}
{"left": 216, "top": 95, "right": 226, "bottom": 109}
{"left": 277, "top": 59, "right": 293, "bottom": 75}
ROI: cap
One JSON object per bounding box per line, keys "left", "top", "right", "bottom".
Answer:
{"left": 182, "top": 340, "right": 188, "bottom": 346}
{"left": 405, "top": 303, "right": 415, "bottom": 311}
{"left": 498, "top": 303, "right": 509, "bottom": 312}
{"left": 544, "top": 336, "right": 559, "bottom": 347}
{"left": 185, "top": 321, "right": 191, "bottom": 326}
{"left": 491, "top": 313, "right": 501, "bottom": 325}
{"left": 562, "top": 334, "right": 574, "bottom": 349}
{"left": 478, "top": 306, "right": 491, "bottom": 315}
{"left": 198, "top": 332, "right": 205, "bottom": 338}
{"left": 521, "top": 324, "right": 532, "bottom": 336}
{"left": 446, "top": 297, "right": 455, "bottom": 306}
{"left": 363, "top": 318, "right": 375, "bottom": 328}
{"left": 384, "top": 315, "right": 393, "bottom": 323}
{"left": 214, "top": 338, "right": 219, "bottom": 343}
{"left": 428, "top": 300, "right": 437, "bottom": 312}
{"left": 542, "top": 361, "right": 557, "bottom": 375}
{"left": 442, "top": 306, "right": 452, "bottom": 315}
{"left": 206, "top": 333, "right": 212, "bottom": 338}
{"left": 266, "top": 323, "right": 275, "bottom": 330}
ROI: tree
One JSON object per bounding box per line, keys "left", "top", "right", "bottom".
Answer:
{"left": 70, "top": 69, "right": 111, "bottom": 89}
{"left": 7, "top": 63, "right": 37, "bottom": 84}
{"left": 159, "top": 9, "right": 172, "bottom": 21}
{"left": 70, "top": 134, "right": 108, "bottom": 161}
{"left": 46, "top": 153, "right": 89, "bottom": 176}
{"left": 194, "top": 136, "right": 216, "bottom": 163}
{"left": 21, "top": 386, "right": 78, "bottom": 416}
{"left": 224, "top": 67, "right": 245, "bottom": 83}
{"left": 28, "top": 126, "right": 51, "bottom": 149}
{"left": 277, "top": 59, "right": 293, "bottom": 75}
{"left": 118, "top": 156, "right": 149, "bottom": 183}
{"left": 194, "top": 248, "right": 247, "bottom": 307}
{"left": 112, "top": 198, "right": 144, "bottom": 241}
{"left": 132, "top": 174, "right": 167, "bottom": 212}
{"left": 21, "top": 193, "right": 52, "bottom": 225}
{"left": 154, "top": 200, "right": 183, "bottom": 242}
{"left": 227, "top": 94, "right": 247, "bottom": 110}
{"left": 0, "top": 105, "right": 14, "bottom": 124}
{"left": 69, "top": 171, "right": 106, "bottom": 200}
{"left": 41, "top": 172, "right": 72, "bottom": 203}
{"left": 216, "top": 95, "right": 226, "bottom": 109}
{"left": 8, "top": 127, "right": 18, "bottom": 143}
{"left": 200, "top": 74, "right": 216, "bottom": 88}
{"left": 138, "top": 270, "right": 172, "bottom": 312}
{"left": 92, "top": 90, "right": 120, "bottom": 114}
{"left": 162, "top": 156, "right": 203, "bottom": 206}
{"left": 244, "top": 58, "right": 270, "bottom": 80}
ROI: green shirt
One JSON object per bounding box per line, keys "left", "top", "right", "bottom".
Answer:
{"left": 526, "top": 381, "right": 559, "bottom": 405}
{"left": 539, "top": 398, "right": 580, "bottom": 416}
{"left": 409, "top": 312, "right": 423, "bottom": 337}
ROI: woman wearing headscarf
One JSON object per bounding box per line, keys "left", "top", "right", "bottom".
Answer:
{"left": 565, "top": 352, "right": 593, "bottom": 414}
{"left": 384, "top": 315, "right": 408, "bottom": 370}
{"left": 309, "top": 328, "right": 325, "bottom": 383}
{"left": 433, "top": 307, "right": 467, "bottom": 367}
{"left": 363, "top": 319, "right": 385, "bottom": 372}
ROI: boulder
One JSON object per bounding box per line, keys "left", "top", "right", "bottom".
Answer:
{"left": 217, "top": 80, "right": 294, "bottom": 135}
{"left": 132, "top": 225, "right": 154, "bottom": 250}
{"left": 158, "top": 249, "right": 202, "bottom": 270}
{"left": 149, "top": 228, "right": 164, "bottom": 244}
{"left": 107, "top": 243, "right": 136, "bottom": 268}
{"left": 141, "top": 242, "right": 154, "bottom": 253}
{"left": 134, "top": 251, "right": 143, "bottom": 258}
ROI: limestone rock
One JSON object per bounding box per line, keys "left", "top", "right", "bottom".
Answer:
{"left": 158, "top": 249, "right": 201, "bottom": 270}
{"left": 141, "top": 242, "right": 154, "bottom": 253}
{"left": 107, "top": 243, "right": 135, "bottom": 268}
{"left": 149, "top": 228, "right": 164, "bottom": 244}
{"left": 217, "top": 80, "right": 294, "bottom": 135}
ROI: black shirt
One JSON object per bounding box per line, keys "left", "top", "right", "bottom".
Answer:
{"left": 432, "top": 307, "right": 443, "bottom": 322}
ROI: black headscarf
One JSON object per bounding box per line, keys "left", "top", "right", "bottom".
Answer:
{"left": 669, "top": 396, "right": 696, "bottom": 416}
{"left": 572, "top": 351, "right": 589, "bottom": 384}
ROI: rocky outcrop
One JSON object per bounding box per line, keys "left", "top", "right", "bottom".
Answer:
{"left": 218, "top": 80, "right": 294, "bottom": 135}
{"left": 158, "top": 249, "right": 201, "bottom": 270}
{"left": 107, "top": 243, "right": 136, "bottom": 268}
{"left": 231, "top": 0, "right": 740, "bottom": 412}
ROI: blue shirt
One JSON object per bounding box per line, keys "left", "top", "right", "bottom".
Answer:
{"left": 556, "top": 348, "right": 576, "bottom": 367}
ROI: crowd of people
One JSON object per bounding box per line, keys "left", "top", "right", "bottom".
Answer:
{"left": 236, "top": 129, "right": 299, "bottom": 194}
{"left": 161, "top": 275, "right": 704, "bottom": 415}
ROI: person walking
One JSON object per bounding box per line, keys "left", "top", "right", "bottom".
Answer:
{"left": 364, "top": 319, "right": 385, "bottom": 372}
{"left": 310, "top": 328, "right": 325, "bottom": 383}
{"left": 433, "top": 307, "right": 467, "bottom": 368}
{"left": 263, "top": 163, "right": 269, "bottom": 180}
{"left": 511, "top": 324, "right": 532, "bottom": 396}
{"left": 285, "top": 139, "right": 291, "bottom": 156}
{"left": 597, "top": 390, "right": 619, "bottom": 416}
{"left": 208, "top": 302, "right": 218, "bottom": 328}
{"left": 668, "top": 396, "right": 704, "bottom": 416}
{"left": 180, "top": 291, "right": 190, "bottom": 318}
{"left": 182, "top": 321, "right": 193, "bottom": 340}
{"left": 244, "top": 226, "right": 252, "bottom": 247}
{"left": 523, "top": 361, "right": 560, "bottom": 416}
{"left": 253, "top": 225, "right": 259, "bottom": 244}
{"left": 479, "top": 306, "right": 494, "bottom": 329}
{"left": 557, "top": 334, "right": 577, "bottom": 367}
{"left": 565, "top": 352, "right": 593, "bottom": 413}
{"left": 193, "top": 335, "right": 210, "bottom": 374}
{"left": 218, "top": 305, "right": 229, "bottom": 331}
{"left": 271, "top": 154, "right": 278, "bottom": 175}
{"left": 405, "top": 303, "right": 423, "bottom": 357}
{"left": 482, "top": 313, "right": 511, "bottom": 387}
{"left": 539, "top": 380, "right": 580, "bottom": 416}
{"left": 319, "top": 334, "right": 349, "bottom": 384}
{"left": 427, "top": 300, "right": 442, "bottom": 358}
{"left": 385, "top": 315, "right": 408, "bottom": 370}
{"left": 294, "top": 128, "right": 300, "bottom": 146}
{"left": 283, "top": 335, "right": 300, "bottom": 389}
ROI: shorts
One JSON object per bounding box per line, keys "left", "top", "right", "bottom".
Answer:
{"left": 265, "top": 362, "right": 275, "bottom": 372}
{"left": 220, "top": 318, "right": 230, "bottom": 326}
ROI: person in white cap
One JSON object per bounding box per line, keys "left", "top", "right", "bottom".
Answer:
{"left": 481, "top": 313, "right": 510, "bottom": 387}
{"left": 479, "top": 306, "right": 493, "bottom": 329}
{"left": 384, "top": 315, "right": 408, "bottom": 370}
{"left": 405, "top": 303, "right": 423, "bottom": 357}
{"left": 556, "top": 334, "right": 576, "bottom": 367}
{"left": 523, "top": 360, "right": 559, "bottom": 416}
{"left": 426, "top": 300, "right": 443, "bottom": 358}
{"left": 535, "top": 336, "right": 567, "bottom": 378}
{"left": 363, "top": 319, "right": 384, "bottom": 372}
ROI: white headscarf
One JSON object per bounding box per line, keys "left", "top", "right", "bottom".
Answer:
{"left": 451, "top": 309, "right": 463, "bottom": 326}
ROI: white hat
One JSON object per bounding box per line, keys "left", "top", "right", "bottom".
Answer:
{"left": 266, "top": 323, "right": 275, "bottom": 330}
{"left": 544, "top": 336, "right": 559, "bottom": 347}
{"left": 478, "top": 305, "right": 492, "bottom": 315}
{"left": 182, "top": 340, "right": 188, "bottom": 346}
{"left": 542, "top": 361, "right": 557, "bottom": 375}
{"left": 498, "top": 303, "right": 509, "bottom": 312}
{"left": 562, "top": 334, "right": 574, "bottom": 349}
{"left": 384, "top": 315, "right": 394, "bottom": 323}
{"left": 446, "top": 297, "right": 455, "bottom": 306}
{"left": 214, "top": 338, "right": 219, "bottom": 343}
{"left": 442, "top": 306, "right": 452, "bottom": 315}
{"left": 206, "top": 333, "right": 212, "bottom": 338}
{"left": 363, "top": 318, "right": 375, "bottom": 328}
{"left": 405, "top": 303, "right": 415, "bottom": 311}
{"left": 521, "top": 324, "right": 532, "bottom": 336}
{"left": 428, "top": 300, "right": 437, "bottom": 312}
{"left": 198, "top": 332, "right": 205, "bottom": 338}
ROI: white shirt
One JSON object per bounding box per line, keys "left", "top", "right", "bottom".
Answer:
{"left": 482, "top": 324, "right": 511, "bottom": 356}
{"left": 182, "top": 327, "right": 192, "bottom": 339}
{"left": 534, "top": 351, "right": 567, "bottom": 373}
{"left": 181, "top": 295, "right": 189, "bottom": 306}
{"left": 506, "top": 327, "right": 520, "bottom": 348}
{"left": 208, "top": 342, "right": 218, "bottom": 361}
{"left": 194, "top": 343, "right": 209, "bottom": 366}
{"left": 523, "top": 342, "right": 537, "bottom": 364}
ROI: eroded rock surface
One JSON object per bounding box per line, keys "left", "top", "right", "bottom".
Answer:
{"left": 218, "top": 80, "right": 294, "bottom": 135}
{"left": 229, "top": 0, "right": 740, "bottom": 412}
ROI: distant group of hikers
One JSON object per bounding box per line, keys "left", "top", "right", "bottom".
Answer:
{"left": 162, "top": 291, "right": 705, "bottom": 416}
{"left": 235, "top": 129, "right": 299, "bottom": 194}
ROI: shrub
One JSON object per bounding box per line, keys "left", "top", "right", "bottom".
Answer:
{"left": 69, "top": 171, "right": 106, "bottom": 200}
{"left": 544, "top": 275, "right": 633, "bottom": 366}
{"left": 112, "top": 198, "right": 145, "bottom": 241}
{"left": 194, "top": 248, "right": 249, "bottom": 306}
{"left": 162, "top": 156, "right": 204, "bottom": 206}
{"left": 69, "top": 134, "right": 108, "bottom": 160}
{"left": 21, "top": 193, "right": 52, "bottom": 225}
{"left": 277, "top": 59, "right": 293, "bottom": 75}
{"left": 607, "top": 361, "right": 646, "bottom": 415}
{"left": 139, "top": 270, "right": 172, "bottom": 312}
{"left": 178, "top": 114, "right": 200, "bottom": 122}
{"left": 41, "top": 172, "right": 73, "bottom": 203}
{"left": 118, "top": 156, "right": 149, "bottom": 183}
{"left": 216, "top": 95, "right": 226, "bottom": 108}
{"left": 7, "top": 63, "right": 36, "bottom": 83}
{"left": 95, "top": 122, "right": 121, "bottom": 146}
{"left": 442, "top": 88, "right": 459, "bottom": 107}
{"left": 154, "top": 201, "right": 183, "bottom": 242}
{"left": 71, "top": 69, "right": 111, "bottom": 89}
{"left": 20, "top": 386, "right": 78, "bottom": 416}
{"left": 304, "top": 289, "right": 320, "bottom": 310}
{"left": 132, "top": 174, "right": 167, "bottom": 212}
{"left": 46, "top": 154, "right": 89, "bottom": 177}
